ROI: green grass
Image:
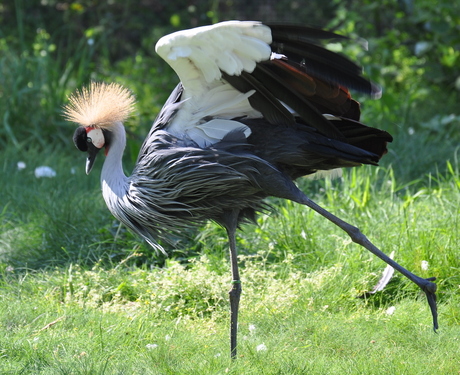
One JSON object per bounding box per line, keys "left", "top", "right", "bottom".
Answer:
{"left": 1, "top": 255, "right": 459, "bottom": 374}
{"left": 1, "top": 145, "right": 459, "bottom": 373}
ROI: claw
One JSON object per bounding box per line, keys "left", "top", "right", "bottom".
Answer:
{"left": 421, "top": 277, "right": 438, "bottom": 331}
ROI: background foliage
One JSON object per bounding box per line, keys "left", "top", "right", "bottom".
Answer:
{"left": 1, "top": 0, "right": 459, "bottom": 151}
{"left": 1, "top": 0, "right": 458, "bottom": 258}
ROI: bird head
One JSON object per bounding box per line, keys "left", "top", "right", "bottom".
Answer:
{"left": 63, "top": 82, "right": 136, "bottom": 174}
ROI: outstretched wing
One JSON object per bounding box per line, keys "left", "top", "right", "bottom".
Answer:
{"left": 155, "top": 21, "right": 381, "bottom": 147}
{"left": 155, "top": 21, "right": 271, "bottom": 146}
{"left": 156, "top": 21, "right": 272, "bottom": 90}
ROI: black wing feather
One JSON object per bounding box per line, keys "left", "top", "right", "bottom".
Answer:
{"left": 222, "top": 71, "right": 296, "bottom": 126}
{"left": 251, "top": 63, "right": 346, "bottom": 140}
{"left": 267, "top": 24, "right": 350, "bottom": 41}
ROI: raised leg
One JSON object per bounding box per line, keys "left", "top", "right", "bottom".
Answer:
{"left": 296, "top": 194, "right": 438, "bottom": 330}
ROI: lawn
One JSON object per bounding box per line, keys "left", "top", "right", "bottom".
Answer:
{"left": 1, "top": 150, "right": 459, "bottom": 373}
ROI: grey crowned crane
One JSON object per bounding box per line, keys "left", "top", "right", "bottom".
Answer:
{"left": 64, "top": 21, "right": 437, "bottom": 359}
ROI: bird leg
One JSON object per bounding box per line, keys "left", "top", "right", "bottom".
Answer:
{"left": 295, "top": 194, "right": 438, "bottom": 330}
{"left": 227, "top": 223, "right": 241, "bottom": 359}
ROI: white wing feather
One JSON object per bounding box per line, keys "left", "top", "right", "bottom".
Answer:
{"left": 155, "top": 21, "right": 272, "bottom": 146}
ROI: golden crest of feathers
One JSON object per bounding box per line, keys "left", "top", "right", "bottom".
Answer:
{"left": 63, "top": 82, "right": 136, "bottom": 128}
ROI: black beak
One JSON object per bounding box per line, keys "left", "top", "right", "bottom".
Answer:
{"left": 86, "top": 143, "right": 102, "bottom": 175}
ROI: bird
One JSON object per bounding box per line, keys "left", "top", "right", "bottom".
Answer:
{"left": 64, "top": 21, "right": 438, "bottom": 359}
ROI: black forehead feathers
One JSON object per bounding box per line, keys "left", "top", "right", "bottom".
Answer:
{"left": 73, "top": 127, "right": 88, "bottom": 152}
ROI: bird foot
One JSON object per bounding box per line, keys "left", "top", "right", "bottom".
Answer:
{"left": 418, "top": 277, "right": 438, "bottom": 332}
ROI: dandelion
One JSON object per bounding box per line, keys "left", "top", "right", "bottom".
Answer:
{"left": 256, "top": 343, "right": 267, "bottom": 352}
{"left": 146, "top": 344, "right": 158, "bottom": 350}
{"left": 421, "top": 260, "right": 429, "bottom": 271}
{"left": 385, "top": 306, "right": 396, "bottom": 315}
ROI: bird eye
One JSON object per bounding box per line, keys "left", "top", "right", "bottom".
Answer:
{"left": 87, "top": 137, "right": 93, "bottom": 143}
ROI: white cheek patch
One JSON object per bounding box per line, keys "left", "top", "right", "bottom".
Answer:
{"left": 86, "top": 128, "right": 105, "bottom": 149}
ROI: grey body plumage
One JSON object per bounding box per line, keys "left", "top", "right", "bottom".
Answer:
{"left": 122, "top": 125, "right": 270, "bottom": 250}
{"left": 121, "top": 81, "right": 388, "bottom": 250}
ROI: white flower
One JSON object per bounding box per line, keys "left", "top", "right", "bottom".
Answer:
{"left": 256, "top": 343, "right": 267, "bottom": 352}
{"left": 17, "top": 161, "right": 26, "bottom": 170}
{"left": 35, "top": 166, "right": 56, "bottom": 178}
{"left": 385, "top": 306, "right": 396, "bottom": 315}
{"left": 249, "top": 324, "right": 256, "bottom": 335}
{"left": 146, "top": 344, "right": 158, "bottom": 350}
{"left": 165, "top": 335, "right": 171, "bottom": 341}
{"left": 421, "top": 260, "right": 429, "bottom": 271}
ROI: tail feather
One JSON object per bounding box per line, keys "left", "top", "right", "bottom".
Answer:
{"left": 332, "top": 117, "right": 393, "bottom": 159}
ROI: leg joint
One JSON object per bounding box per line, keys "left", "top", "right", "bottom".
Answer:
{"left": 346, "top": 224, "right": 366, "bottom": 244}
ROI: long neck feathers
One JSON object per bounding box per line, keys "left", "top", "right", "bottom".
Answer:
{"left": 101, "top": 122, "right": 129, "bottom": 211}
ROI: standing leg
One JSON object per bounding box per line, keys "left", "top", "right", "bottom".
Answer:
{"left": 227, "top": 220, "right": 241, "bottom": 359}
